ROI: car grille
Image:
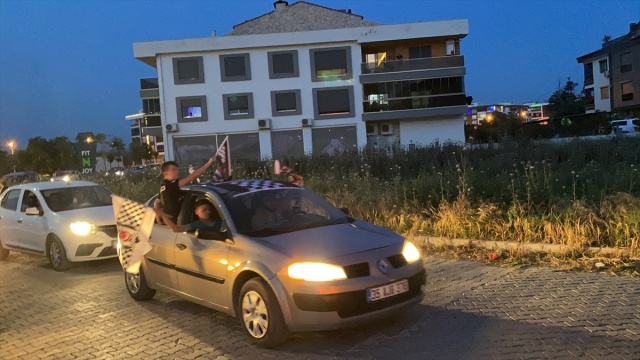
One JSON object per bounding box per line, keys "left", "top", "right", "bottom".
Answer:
{"left": 96, "top": 225, "right": 117, "bottom": 238}
{"left": 292, "top": 269, "right": 426, "bottom": 318}
{"left": 387, "top": 253, "right": 408, "bottom": 268}
{"left": 343, "top": 262, "right": 370, "bottom": 278}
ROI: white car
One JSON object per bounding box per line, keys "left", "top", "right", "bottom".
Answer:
{"left": 610, "top": 118, "right": 640, "bottom": 134}
{"left": 0, "top": 181, "right": 118, "bottom": 271}
{"left": 50, "top": 170, "right": 81, "bottom": 182}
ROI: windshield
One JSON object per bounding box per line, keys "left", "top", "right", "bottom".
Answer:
{"left": 221, "top": 188, "right": 350, "bottom": 236}
{"left": 42, "top": 185, "right": 113, "bottom": 212}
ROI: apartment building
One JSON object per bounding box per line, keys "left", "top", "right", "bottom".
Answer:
{"left": 577, "top": 22, "right": 640, "bottom": 116}
{"left": 133, "top": 0, "right": 469, "bottom": 164}
{"left": 465, "top": 103, "right": 529, "bottom": 125}
{"left": 125, "top": 78, "right": 164, "bottom": 163}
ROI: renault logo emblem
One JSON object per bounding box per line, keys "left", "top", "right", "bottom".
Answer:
{"left": 377, "top": 259, "right": 389, "bottom": 274}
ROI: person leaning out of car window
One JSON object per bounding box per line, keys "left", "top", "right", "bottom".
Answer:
{"left": 154, "top": 198, "right": 221, "bottom": 233}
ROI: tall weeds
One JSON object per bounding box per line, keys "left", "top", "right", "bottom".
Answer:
{"left": 90, "top": 137, "right": 640, "bottom": 250}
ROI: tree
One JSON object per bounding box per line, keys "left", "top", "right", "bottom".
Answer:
{"left": 109, "top": 137, "right": 126, "bottom": 167}
{"left": 548, "top": 78, "right": 585, "bottom": 119}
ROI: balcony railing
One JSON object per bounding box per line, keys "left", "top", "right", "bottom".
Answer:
{"left": 361, "top": 56, "right": 464, "bottom": 75}
{"left": 363, "top": 93, "right": 466, "bottom": 112}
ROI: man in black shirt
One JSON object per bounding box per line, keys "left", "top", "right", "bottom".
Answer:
{"left": 156, "top": 159, "right": 215, "bottom": 221}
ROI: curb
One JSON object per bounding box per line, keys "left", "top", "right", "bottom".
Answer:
{"left": 406, "top": 235, "right": 639, "bottom": 259}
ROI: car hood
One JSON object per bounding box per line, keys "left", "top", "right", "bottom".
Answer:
{"left": 256, "top": 220, "right": 404, "bottom": 260}
{"left": 56, "top": 206, "right": 116, "bottom": 226}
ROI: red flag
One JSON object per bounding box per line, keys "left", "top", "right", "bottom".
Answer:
{"left": 213, "top": 136, "right": 231, "bottom": 182}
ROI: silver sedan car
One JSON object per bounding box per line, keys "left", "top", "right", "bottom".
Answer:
{"left": 124, "top": 180, "right": 426, "bottom": 347}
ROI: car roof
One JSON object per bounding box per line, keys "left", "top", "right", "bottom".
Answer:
{"left": 189, "top": 179, "right": 301, "bottom": 197}
{"left": 5, "top": 180, "right": 101, "bottom": 192}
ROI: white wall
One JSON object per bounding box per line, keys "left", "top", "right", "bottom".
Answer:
{"left": 589, "top": 55, "right": 612, "bottom": 113}
{"left": 399, "top": 117, "right": 465, "bottom": 147}
{"left": 158, "top": 41, "right": 367, "bottom": 160}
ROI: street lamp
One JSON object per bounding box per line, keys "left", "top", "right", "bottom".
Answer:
{"left": 86, "top": 135, "right": 93, "bottom": 143}
{"left": 6, "top": 140, "right": 16, "bottom": 155}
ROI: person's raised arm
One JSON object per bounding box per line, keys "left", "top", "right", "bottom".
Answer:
{"left": 179, "top": 157, "right": 215, "bottom": 187}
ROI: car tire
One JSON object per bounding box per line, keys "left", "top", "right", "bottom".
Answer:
{"left": 125, "top": 267, "right": 156, "bottom": 301}
{"left": 238, "top": 278, "right": 289, "bottom": 348}
{"left": 0, "top": 240, "right": 9, "bottom": 260}
{"left": 48, "top": 236, "right": 70, "bottom": 271}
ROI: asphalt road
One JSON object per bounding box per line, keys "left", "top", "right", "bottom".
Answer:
{"left": 1, "top": 254, "right": 638, "bottom": 360}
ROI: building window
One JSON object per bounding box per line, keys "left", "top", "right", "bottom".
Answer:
{"left": 409, "top": 46, "right": 432, "bottom": 59}
{"left": 313, "top": 86, "right": 354, "bottom": 120}
{"left": 271, "top": 130, "right": 304, "bottom": 159}
{"left": 176, "top": 96, "right": 207, "bottom": 123}
{"left": 268, "top": 50, "right": 299, "bottom": 79}
{"left": 600, "top": 86, "right": 609, "bottom": 100}
{"left": 172, "top": 57, "right": 204, "bottom": 84}
{"left": 223, "top": 93, "right": 254, "bottom": 120}
{"left": 225, "top": 133, "right": 261, "bottom": 162}
{"left": 220, "top": 54, "right": 251, "bottom": 81}
{"left": 310, "top": 46, "right": 352, "bottom": 82}
{"left": 143, "top": 98, "right": 161, "bottom": 114}
{"left": 584, "top": 63, "right": 594, "bottom": 85}
{"left": 271, "top": 89, "right": 301, "bottom": 117}
{"left": 599, "top": 59, "right": 608, "bottom": 73}
{"left": 621, "top": 81, "right": 634, "bottom": 101}
{"left": 131, "top": 128, "right": 141, "bottom": 137}
{"left": 620, "top": 52, "right": 632, "bottom": 73}
{"left": 311, "top": 126, "right": 358, "bottom": 155}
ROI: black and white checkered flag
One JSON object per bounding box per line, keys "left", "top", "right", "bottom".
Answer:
{"left": 112, "top": 195, "right": 154, "bottom": 273}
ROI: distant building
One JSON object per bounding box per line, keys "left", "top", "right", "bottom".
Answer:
{"left": 132, "top": 0, "right": 470, "bottom": 164}
{"left": 577, "top": 22, "right": 640, "bottom": 116}
{"left": 124, "top": 78, "right": 164, "bottom": 163}
{"left": 465, "top": 103, "right": 529, "bottom": 125}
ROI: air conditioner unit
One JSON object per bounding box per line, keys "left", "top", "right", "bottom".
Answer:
{"left": 366, "top": 124, "right": 378, "bottom": 135}
{"left": 380, "top": 122, "right": 393, "bottom": 135}
{"left": 603, "top": 70, "right": 610, "bottom": 78}
{"left": 165, "top": 123, "right": 179, "bottom": 133}
{"left": 301, "top": 118, "right": 313, "bottom": 127}
{"left": 258, "top": 118, "right": 271, "bottom": 130}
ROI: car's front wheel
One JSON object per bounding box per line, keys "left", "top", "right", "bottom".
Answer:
{"left": 125, "top": 267, "right": 156, "bottom": 301}
{"left": 48, "top": 236, "right": 70, "bottom": 271}
{"left": 238, "top": 278, "right": 289, "bottom": 348}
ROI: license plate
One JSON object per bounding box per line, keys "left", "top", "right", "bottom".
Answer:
{"left": 367, "top": 279, "right": 409, "bottom": 302}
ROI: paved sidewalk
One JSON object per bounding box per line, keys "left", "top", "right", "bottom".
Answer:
{"left": 1, "top": 254, "right": 638, "bottom": 359}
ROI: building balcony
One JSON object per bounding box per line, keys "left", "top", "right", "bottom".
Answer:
{"left": 361, "top": 56, "right": 464, "bottom": 75}
{"left": 362, "top": 93, "right": 467, "bottom": 121}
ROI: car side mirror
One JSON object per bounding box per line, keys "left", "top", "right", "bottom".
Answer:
{"left": 196, "top": 228, "right": 228, "bottom": 241}
{"left": 25, "top": 207, "right": 43, "bottom": 216}
{"left": 340, "top": 207, "right": 350, "bottom": 215}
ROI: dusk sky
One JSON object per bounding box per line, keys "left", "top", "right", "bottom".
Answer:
{"left": 1, "top": 0, "right": 638, "bottom": 150}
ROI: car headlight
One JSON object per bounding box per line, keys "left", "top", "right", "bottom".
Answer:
{"left": 287, "top": 262, "right": 347, "bottom": 281}
{"left": 62, "top": 175, "right": 70, "bottom": 182}
{"left": 402, "top": 241, "right": 421, "bottom": 263}
{"left": 69, "top": 222, "right": 93, "bottom": 236}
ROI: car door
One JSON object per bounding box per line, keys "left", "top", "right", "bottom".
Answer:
{"left": 175, "top": 192, "right": 230, "bottom": 309}
{"left": 16, "top": 190, "right": 48, "bottom": 252}
{"left": 0, "top": 189, "right": 22, "bottom": 249}
{"left": 143, "top": 195, "right": 179, "bottom": 291}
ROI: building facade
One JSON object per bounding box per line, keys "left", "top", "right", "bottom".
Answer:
{"left": 133, "top": 1, "right": 469, "bottom": 164}
{"left": 577, "top": 22, "right": 640, "bottom": 116}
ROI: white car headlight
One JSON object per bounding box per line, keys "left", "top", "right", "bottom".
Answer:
{"left": 402, "top": 241, "right": 421, "bottom": 263}
{"left": 62, "top": 175, "right": 70, "bottom": 182}
{"left": 70, "top": 222, "right": 93, "bottom": 236}
{"left": 287, "top": 262, "right": 347, "bottom": 281}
